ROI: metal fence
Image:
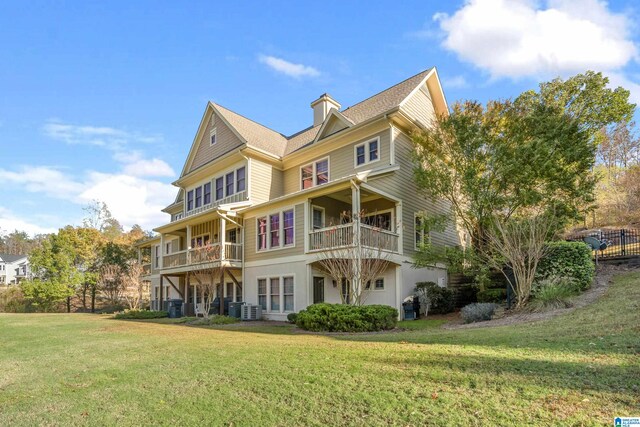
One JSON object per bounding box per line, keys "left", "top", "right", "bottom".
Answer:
{"left": 570, "top": 228, "right": 640, "bottom": 258}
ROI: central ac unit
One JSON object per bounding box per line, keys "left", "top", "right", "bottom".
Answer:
{"left": 241, "top": 304, "right": 262, "bottom": 321}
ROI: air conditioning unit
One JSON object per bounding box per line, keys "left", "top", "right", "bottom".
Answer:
{"left": 241, "top": 304, "right": 262, "bottom": 321}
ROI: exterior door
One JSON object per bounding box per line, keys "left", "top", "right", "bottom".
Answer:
{"left": 313, "top": 277, "right": 324, "bottom": 304}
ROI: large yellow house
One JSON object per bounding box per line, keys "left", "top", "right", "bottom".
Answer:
{"left": 137, "top": 68, "right": 463, "bottom": 320}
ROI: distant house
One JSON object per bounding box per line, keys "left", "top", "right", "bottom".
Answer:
{"left": 0, "top": 254, "right": 30, "bottom": 285}
{"left": 136, "top": 68, "right": 464, "bottom": 320}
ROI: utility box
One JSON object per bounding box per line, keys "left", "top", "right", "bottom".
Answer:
{"left": 241, "top": 304, "right": 262, "bottom": 321}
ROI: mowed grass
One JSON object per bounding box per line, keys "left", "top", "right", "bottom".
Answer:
{"left": 1, "top": 274, "right": 639, "bottom": 426}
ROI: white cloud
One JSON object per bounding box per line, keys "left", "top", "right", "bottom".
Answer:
{"left": 0, "top": 166, "right": 175, "bottom": 230}
{"left": 434, "top": 0, "right": 638, "bottom": 79}
{"left": 43, "top": 120, "right": 162, "bottom": 150}
{"left": 443, "top": 75, "right": 469, "bottom": 89}
{"left": 0, "top": 207, "right": 57, "bottom": 236}
{"left": 114, "top": 151, "right": 175, "bottom": 177}
{"left": 259, "top": 55, "right": 321, "bottom": 78}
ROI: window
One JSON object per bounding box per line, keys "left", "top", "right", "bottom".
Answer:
{"left": 225, "top": 172, "right": 234, "bottom": 196}
{"left": 215, "top": 177, "right": 224, "bottom": 200}
{"left": 365, "top": 278, "right": 385, "bottom": 291}
{"left": 236, "top": 167, "right": 246, "bottom": 192}
{"left": 195, "top": 187, "right": 202, "bottom": 208}
{"left": 301, "top": 164, "right": 313, "bottom": 189}
{"left": 257, "top": 217, "right": 267, "bottom": 250}
{"left": 257, "top": 209, "right": 295, "bottom": 251}
{"left": 203, "top": 182, "right": 211, "bottom": 205}
{"left": 356, "top": 145, "right": 365, "bottom": 165}
{"left": 312, "top": 207, "right": 324, "bottom": 230}
{"left": 270, "top": 278, "right": 280, "bottom": 312}
{"left": 270, "top": 214, "right": 280, "bottom": 247}
{"left": 316, "top": 159, "right": 328, "bottom": 185}
{"left": 210, "top": 128, "right": 217, "bottom": 145}
{"left": 258, "top": 279, "right": 267, "bottom": 310}
{"left": 227, "top": 228, "right": 237, "bottom": 244}
{"left": 165, "top": 242, "right": 171, "bottom": 255}
{"left": 355, "top": 138, "right": 380, "bottom": 166}
{"left": 154, "top": 245, "right": 160, "bottom": 268}
{"left": 415, "top": 213, "right": 429, "bottom": 248}
{"left": 187, "top": 190, "right": 194, "bottom": 211}
{"left": 283, "top": 209, "right": 294, "bottom": 246}
{"left": 283, "top": 277, "right": 294, "bottom": 311}
{"left": 300, "top": 158, "right": 329, "bottom": 189}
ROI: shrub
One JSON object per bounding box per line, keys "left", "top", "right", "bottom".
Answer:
{"left": 296, "top": 303, "right": 398, "bottom": 332}
{"left": 537, "top": 242, "right": 594, "bottom": 290}
{"left": 414, "top": 282, "right": 455, "bottom": 315}
{"left": 114, "top": 309, "right": 168, "bottom": 319}
{"left": 287, "top": 312, "right": 298, "bottom": 323}
{"left": 0, "top": 286, "right": 28, "bottom": 313}
{"left": 530, "top": 277, "right": 579, "bottom": 310}
{"left": 460, "top": 303, "right": 498, "bottom": 323}
{"left": 477, "top": 288, "right": 506, "bottom": 303}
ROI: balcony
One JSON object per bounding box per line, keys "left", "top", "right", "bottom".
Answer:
{"left": 161, "top": 242, "right": 243, "bottom": 270}
{"left": 182, "top": 190, "right": 248, "bottom": 220}
{"left": 309, "top": 222, "right": 399, "bottom": 253}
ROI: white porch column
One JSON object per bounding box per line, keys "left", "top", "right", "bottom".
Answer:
{"left": 396, "top": 201, "right": 403, "bottom": 255}
{"left": 220, "top": 216, "right": 226, "bottom": 261}
{"left": 159, "top": 234, "right": 165, "bottom": 269}
{"left": 186, "top": 225, "right": 192, "bottom": 264}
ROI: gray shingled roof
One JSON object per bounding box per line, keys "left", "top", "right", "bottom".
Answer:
{"left": 213, "top": 68, "right": 432, "bottom": 158}
{"left": 213, "top": 103, "right": 289, "bottom": 157}
{"left": 0, "top": 254, "right": 27, "bottom": 263}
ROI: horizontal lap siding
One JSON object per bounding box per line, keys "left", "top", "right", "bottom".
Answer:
{"left": 368, "top": 131, "right": 461, "bottom": 255}
{"left": 189, "top": 113, "right": 244, "bottom": 173}
{"left": 249, "top": 159, "right": 284, "bottom": 204}
{"left": 244, "top": 203, "right": 305, "bottom": 261}
{"left": 282, "top": 129, "right": 391, "bottom": 195}
{"left": 401, "top": 84, "right": 435, "bottom": 128}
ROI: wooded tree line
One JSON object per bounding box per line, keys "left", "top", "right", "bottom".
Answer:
{"left": 593, "top": 121, "right": 640, "bottom": 226}
{"left": 1, "top": 201, "right": 155, "bottom": 313}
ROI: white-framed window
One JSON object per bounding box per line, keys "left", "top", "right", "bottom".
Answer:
{"left": 210, "top": 128, "right": 217, "bottom": 146}
{"left": 187, "top": 190, "right": 194, "bottom": 211}
{"left": 312, "top": 206, "right": 325, "bottom": 230}
{"left": 362, "top": 210, "right": 393, "bottom": 231}
{"left": 165, "top": 242, "right": 172, "bottom": 255}
{"left": 154, "top": 245, "right": 160, "bottom": 268}
{"left": 258, "top": 278, "right": 267, "bottom": 310}
{"left": 300, "top": 157, "right": 329, "bottom": 189}
{"left": 225, "top": 172, "right": 234, "bottom": 196}
{"left": 355, "top": 137, "right": 380, "bottom": 167}
{"left": 215, "top": 177, "right": 224, "bottom": 200}
{"left": 415, "top": 212, "right": 430, "bottom": 249}
{"left": 366, "top": 278, "right": 385, "bottom": 291}
{"left": 259, "top": 276, "right": 295, "bottom": 313}
{"left": 257, "top": 208, "right": 295, "bottom": 251}
{"left": 236, "top": 167, "right": 246, "bottom": 192}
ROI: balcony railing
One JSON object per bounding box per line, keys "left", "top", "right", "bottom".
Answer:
{"left": 161, "top": 242, "right": 243, "bottom": 270}
{"left": 182, "top": 190, "right": 248, "bottom": 220}
{"left": 309, "top": 222, "right": 399, "bottom": 253}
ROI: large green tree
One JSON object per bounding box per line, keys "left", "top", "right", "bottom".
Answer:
{"left": 412, "top": 71, "right": 635, "bottom": 245}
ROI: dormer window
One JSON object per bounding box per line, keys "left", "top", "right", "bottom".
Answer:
{"left": 355, "top": 137, "right": 380, "bottom": 167}
{"left": 210, "top": 128, "right": 217, "bottom": 146}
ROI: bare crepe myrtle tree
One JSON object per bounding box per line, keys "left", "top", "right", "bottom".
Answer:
{"left": 98, "top": 264, "right": 125, "bottom": 307}
{"left": 121, "top": 262, "right": 149, "bottom": 310}
{"left": 315, "top": 210, "right": 393, "bottom": 306}
{"left": 482, "top": 215, "right": 556, "bottom": 308}
{"left": 189, "top": 244, "right": 224, "bottom": 319}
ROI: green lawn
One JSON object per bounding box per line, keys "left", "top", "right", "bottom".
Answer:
{"left": 1, "top": 273, "right": 639, "bottom": 426}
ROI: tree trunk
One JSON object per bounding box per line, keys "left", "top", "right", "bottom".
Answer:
{"left": 66, "top": 296, "right": 71, "bottom": 313}
{"left": 91, "top": 286, "right": 96, "bottom": 313}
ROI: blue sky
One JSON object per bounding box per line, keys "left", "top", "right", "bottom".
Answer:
{"left": 1, "top": 0, "right": 639, "bottom": 235}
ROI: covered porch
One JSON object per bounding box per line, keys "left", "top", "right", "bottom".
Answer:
{"left": 150, "top": 266, "right": 243, "bottom": 316}
{"left": 307, "top": 183, "right": 401, "bottom": 253}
